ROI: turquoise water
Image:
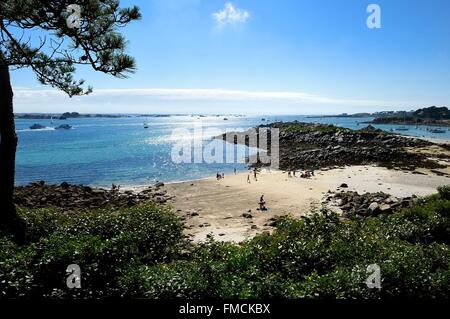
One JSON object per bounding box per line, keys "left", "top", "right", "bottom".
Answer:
{"left": 15, "top": 115, "right": 450, "bottom": 187}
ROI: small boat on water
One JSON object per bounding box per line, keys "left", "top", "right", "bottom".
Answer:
{"left": 395, "top": 113, "right": 409, "bottom": 131}
{"left": 55, "top": 124, "right": 72, "bottom": 130}
{"left": 30, "top": 124, "right": 46, "bottom": 130}
{"left": 429, "top": 128, "right": 446, "bottom": 134}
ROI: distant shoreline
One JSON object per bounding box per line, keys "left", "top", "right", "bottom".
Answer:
{"left": 14, "top": 113, "right": 174, "bottom": 120}
{"left": 308, "top": 106, "right": 450, "bottom": 128}
{"left": 364, "top": 118, "right": 450, "bottom": 127}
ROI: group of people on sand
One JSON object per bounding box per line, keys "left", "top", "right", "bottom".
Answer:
{"left": 111, "top": 183, "right": 121, "bottom": 192}
{"left": 216, "top": 172, "right": 225, "bottom": 180}
{"left": 300, "top": 170, "right": 315, "bottom": 178}
{"left": 217, "top": 168, "right": 239, "bottom": 181}
{"left": 287, "top": 169, "right": 315, "bottom": 179}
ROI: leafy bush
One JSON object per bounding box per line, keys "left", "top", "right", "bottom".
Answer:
{"left": 0, "top": 203, "right": 183, "bottom": 298}
{"left": 1, "top": 190, "right": 450, "bottom": 299}
{"left": 438, "top": 185, "right": 450, "bottom": 200}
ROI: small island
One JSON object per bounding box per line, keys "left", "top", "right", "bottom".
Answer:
{"left": 16, "top": 112, "right": 127, "bottom": 120}
{"left": 15, "top": 112, "right": 182, "bottom": 120}
{"left": 367, "top": 106, "right": 450, "bottom": 127}
{"left": 310, "top": 106, "right": 450, "bottom": 128}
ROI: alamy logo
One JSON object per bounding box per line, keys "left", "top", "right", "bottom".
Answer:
{"left": 365, "top": 264, "right": 381, "bottom": 289}
{"left": 66, "top": 264, "right": 81, "bottom": 289}
{"left": 170, "top": 123, "right": 279, "bottom": 168}
{"left": 367, "top": 4, "right": 382, "bottom": 29}
{"left": 66, "top": 4, "right": 82, "bottom": 29}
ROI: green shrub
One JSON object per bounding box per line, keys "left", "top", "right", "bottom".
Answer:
{"left": 118, "top": 262, "right": 208, "bottom": 298}
{"left": 2, "top": 190, "right": 450, "bottom": 299}
{"left": 0, "top": 237, "right": 35, "bottom": 298}
{"left": 295, "top": 266, "right": 378, "bottom": 299}
{"left": 384, "top": 197, "right": 450, "bottom": 244}
{"left": 438, "top": 185, "right": 450, "bottom": 200}
{"left": 1, "top": 203, "right": 183, "bottom": 298}
{"left": 18, "top": 207, "right": 70, "bottom": 243}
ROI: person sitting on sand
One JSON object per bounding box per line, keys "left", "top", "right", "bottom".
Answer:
{"left": 259, "top": 195, "right": 266, "bottom": 211}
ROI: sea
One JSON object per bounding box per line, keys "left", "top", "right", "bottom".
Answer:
{"left": 15, "top": 115, "right": 450, "bottom": 187}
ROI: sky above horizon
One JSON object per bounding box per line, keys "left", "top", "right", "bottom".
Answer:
{"left": 10, "top": 0, "right": 450, "bottom": 115}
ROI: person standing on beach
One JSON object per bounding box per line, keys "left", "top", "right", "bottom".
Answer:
{"left": 247, "top": 174, "right": 251, "bottom": 183}
{"left": 254, "top": 169, "right": 258, "bottom": 181}
{"left": 234, "top": 168, "right": 237, "bottom": 175}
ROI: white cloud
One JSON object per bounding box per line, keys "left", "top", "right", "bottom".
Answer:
{"left": 13, "top": 87, "right": 420, "bottom": 115}
{"left": 212, "top": 2, "right": 250, "bottom": 27}
{"left": 13, "top": 87, "right": 387, "bottom": 105}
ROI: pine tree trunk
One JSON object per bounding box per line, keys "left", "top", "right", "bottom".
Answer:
{"left": 0, "top": 52, "right": 19, "bottom": 230}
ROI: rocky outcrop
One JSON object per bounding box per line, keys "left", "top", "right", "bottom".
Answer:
{"left": 14, "top": 181, "right": 172, "bottom": 210}
{"left": 218, "top": 122, "right": 445, "bottom": 171}
{"left": 324, "top": 190, "right": 416, "bottom": 218}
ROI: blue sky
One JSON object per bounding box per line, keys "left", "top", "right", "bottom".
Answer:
{"left": 11, "top": 0, "right": 450, "bottom": 114}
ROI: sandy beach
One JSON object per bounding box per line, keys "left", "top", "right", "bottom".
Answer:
{"left": 161, "top": 165, "right": 450, "bottom": 242}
